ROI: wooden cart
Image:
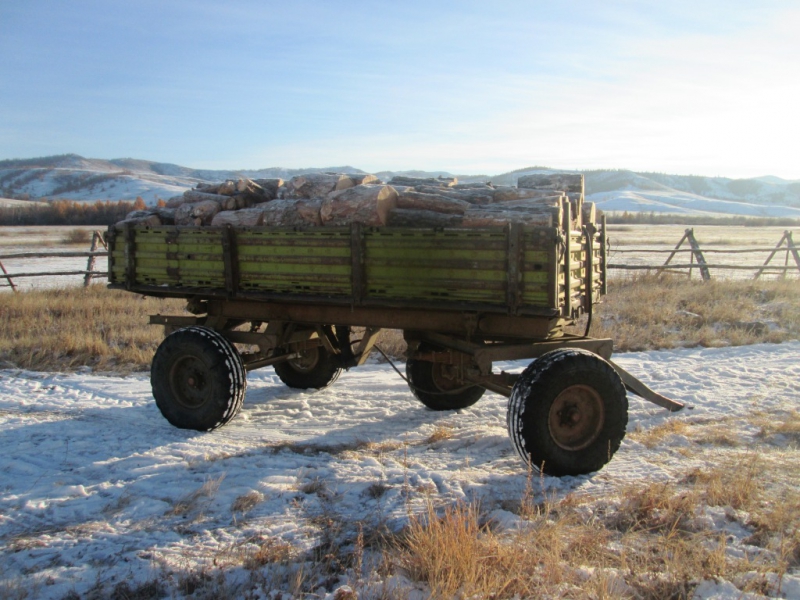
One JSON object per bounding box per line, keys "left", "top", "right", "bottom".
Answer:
{"left": 107, "top": 209, "right": 682, "bottom": 476}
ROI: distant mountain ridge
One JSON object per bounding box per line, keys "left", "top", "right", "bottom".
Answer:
{"left": 2, "top": 154, "right": 799, "bottom": 218}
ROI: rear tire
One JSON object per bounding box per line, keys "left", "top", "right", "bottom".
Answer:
{"left": 406, "top": 356, "right": 485, "bottom": 411}
{"left": 151, "top": 326, "right": 246, "bottom": 431}
{"left": 507, "top": 349, "right": 627, "bottom": 476}
{"left": 274, "top": 346, "right": 342, "bottom": 390}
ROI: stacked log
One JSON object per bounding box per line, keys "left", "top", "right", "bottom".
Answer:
{"left": 118, "top": 171, "right": 597, "bottom": 230}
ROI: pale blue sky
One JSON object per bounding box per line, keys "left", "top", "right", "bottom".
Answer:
{"left": 1, "top": 1, "right": 798, "bottom": 178}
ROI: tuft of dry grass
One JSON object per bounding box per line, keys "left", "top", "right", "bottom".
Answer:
{"left": 60, "top": 228, "right": 92, "bottom": 245}
{"left": 231, "top": 490, "right": 264, "bottom": 516}
{"left": 425, "top": 425, "right": 454, "bottom": 445}
{"left": 167, "top": 475, "right": 225, "bottom": 520}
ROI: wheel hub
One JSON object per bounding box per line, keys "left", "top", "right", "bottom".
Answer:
{"left": 431, "top": 363, "right": 463, "bottom": 391}
{"left": 287, "top": 347, "right": 321, "bottom": 373}
{"left": 170, "top": 356, "right": 210, "bottom": 409}
{"left": 548, "top": 384, "right": 605, "bottom": 451}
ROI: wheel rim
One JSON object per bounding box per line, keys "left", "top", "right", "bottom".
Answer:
{"left": 287, "top": 347, "right": 321, "bottom": 373}
{"left": 169, "top": 355, "right": 211, "bottom": 409}
{"left": 430, "top": 362, "right": 463, "bottom": 391}
{"left": 548, "top": 384, "right": 605, "bottom": 451}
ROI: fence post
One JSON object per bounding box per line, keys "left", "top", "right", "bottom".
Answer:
{"left": 686, "top": 229, "right": 710, "bottom": 281}
{"left": 754, "top": 231, "right": 791, "bottom": 280}
{"left": 787, "top": 232, "right": 800, "bottom": 277}
{"left": 0, "top": 260, "right": 17, "bottom": 292}
{"left": 84, "top": 231, "right": 102, "bottom": 287}
{"left": 657, "top": 229, "right": 690, "bottom": 276}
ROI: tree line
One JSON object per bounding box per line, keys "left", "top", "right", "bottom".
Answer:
{"left": 606, "top": 211, "right": 800, "bottom": 227}
{"left": 0, "top": 198, "right": 151, "bottom": 226}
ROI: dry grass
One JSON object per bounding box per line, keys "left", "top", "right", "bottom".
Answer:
{"left": 577, "top": 275, "right": 800, "bottom": 352}
{"left": 629, "top": 418, "right": 691, "bottom": 449}
{"left": 388, "top": 450, "right": 798, "bottom": 599}
{"left": 0, "top": 285, "right": 185, "bottom": 372}
{"left": 1, "top": 276, "right": 797, "bottom": 374}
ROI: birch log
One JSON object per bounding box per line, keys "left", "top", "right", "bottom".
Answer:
{"left": 320, "top": 185, "right": 398, "bottom": 226}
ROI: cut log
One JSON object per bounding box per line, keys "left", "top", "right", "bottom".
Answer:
{"left": 582, "top": 202, "right": 596, "bottom": 226}
{"left": 287, "top": 173, "right": 354, "bottom": 198}
{"left": 253, "top": 178, "right": 284, "bottom": 198}
{"left": 259, "top": 198, "right": 323, "bottom": 227}
{"left": 462, "top": 212, "right": 555, "bottom": 228}
{"left": 396, "top": 191, "right": 470, "bottom": 214}
{"left": 347, "top": 173, "right": 380, "bottom": 186}
{"left": 320, "top": 185, "right": 398, "bottom": 226}
{"left": 153, "top": 207, "right": 176, "bottom": 225}
{"left": 387, "top": 209, "right": 464, "bottom": 228}
{"left": 492, "top": 187, "right": 565, "bottom": 203}
{"left": 175, "top": 200, "right": 221, "bottom": 226}
{"left": 517, "top": 173, "right": 584, "bottom": 196}
{"left": 124, "top": 210, "right": 152, "bottom": 220}
{"left": 415, "top": 185, "right": 495, "bottom": 205}
{"left": 461, "top": 202, "right": 561, "bottom": 228}
{"left": 388, "top": 176, "right": 457, "bottom": 188}
{"left": 452, "top": 183, "right": 493, "bottom": 190}
{"left": 195, "top": 180, "right": 236, "bottom": 195}
{"left": 181, "top": 190, "right": 230, "bottom": 205}
{"left": 116, "top": 214, "right": 162, "bottom": 228}
{"left": 165, "top": 195, "right": 187, "bottom": 208}
{"left": 211, "top": 208, "right": 265, "bottom": 227}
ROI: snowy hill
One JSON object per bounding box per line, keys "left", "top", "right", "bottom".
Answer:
{"left": 1, "top": 155, "right": 800, "bottom": 218}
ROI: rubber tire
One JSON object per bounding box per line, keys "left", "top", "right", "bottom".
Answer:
{"left": 507, "top": 348, "right": 627, "bottom": 477}
{"left": 406, "top": 356, "right": 485, "bottom": 411}
{"left": 273, "top": 346, "right": 342, "bottom": 390}
{"left": 151, "top": 326, "right": 246, "bottom": 431}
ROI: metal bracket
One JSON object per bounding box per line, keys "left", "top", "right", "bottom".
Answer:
{"left": 609, "top": 361, "right": 686, "bottom": 412}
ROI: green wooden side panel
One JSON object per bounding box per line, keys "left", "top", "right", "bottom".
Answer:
{"left": 236, "top": 229, "right": 352, "bottom": 295}
{"left": 363, "top": 230, "right": 508, "bottom": 304}
{"left": 108, "top": 224, "right": 594, "bottom": 313}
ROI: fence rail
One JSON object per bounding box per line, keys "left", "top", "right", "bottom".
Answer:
{"left": 608, "top": 228, "right": 800, "bottom": 281}
{"left": 2, "top": 227, "right": 798, "bottom": 291}
{"left": 0, "top": 231, "right": 108, "bottom": 292}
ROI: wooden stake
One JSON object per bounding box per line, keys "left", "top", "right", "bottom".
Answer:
{"left": 0, "top": 260, "right": 16, "bottom": 292}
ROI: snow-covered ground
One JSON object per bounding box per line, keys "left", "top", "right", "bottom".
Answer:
{"left": 1, "top": 343, "right": 799, "bottom": 598}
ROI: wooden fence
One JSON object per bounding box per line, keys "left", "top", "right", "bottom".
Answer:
{"left": 0, "top": 231, "right": 109, "bottom": 292}
{"left": 608, "top": 228, "right": 800, "bottom": 281}
{"left": 2, "top": 227, "right": 798, "bottom": 291}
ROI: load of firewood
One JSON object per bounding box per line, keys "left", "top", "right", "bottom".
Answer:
{"left": 117, "top": 172, "right": 597, "bottom": 230}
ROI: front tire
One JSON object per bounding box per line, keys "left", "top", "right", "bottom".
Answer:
{"left": 507, "top": 349, "right": 627, "bottom": 476}
{"left": 151, "top": 326, "right": 246, "bottom": 431}
{"left": 406, "top": 356, "right": 485, "bottom": 411}
{"left": 274, "top": 346, "right": 342, "bottom": 390}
